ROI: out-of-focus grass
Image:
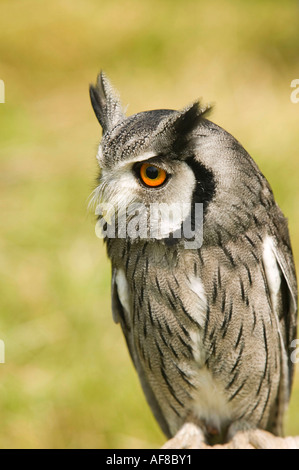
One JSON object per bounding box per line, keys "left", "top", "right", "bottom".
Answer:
{"left": 0, "top": 0, "right": 298, "bottom": 448}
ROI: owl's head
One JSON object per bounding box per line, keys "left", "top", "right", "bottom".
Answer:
{"left": 90, "top": 72, "right": 271, "bottom": 247}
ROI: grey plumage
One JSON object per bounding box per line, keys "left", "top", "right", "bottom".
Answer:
{"left": 89, "top": 72, "right": 297, "bottom": 445}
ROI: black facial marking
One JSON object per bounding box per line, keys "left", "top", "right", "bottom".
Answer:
{"left": 186, "top": 157, "right": 216, "bottom": 210}
{"left": 184, "top": 157, "right": 216, "bottom": 236}
{"left": 162, "top": 157, "right": 216, "bottom": 245}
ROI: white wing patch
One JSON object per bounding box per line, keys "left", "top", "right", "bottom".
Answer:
{"left": 262, "top": 235, "right": 290, "bottom": 414}
{"left": 115, "top": 268, "right": 131, "bottom": 316}
{"left": 262, "top": 236, "right": 281, "bottom": 314}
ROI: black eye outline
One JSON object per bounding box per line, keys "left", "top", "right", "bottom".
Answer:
{"left": 133, "top": 161, "right": 170, "bottom": 188}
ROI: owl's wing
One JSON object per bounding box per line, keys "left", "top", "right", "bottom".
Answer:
{"left": 111, "top": 269, "right": 171, "bottom": 438}
{"left": 263, "top": 229, "right": 297, "bottom": 434}
{"left": 271, "top": 237, "right": 297, "bottom": 387}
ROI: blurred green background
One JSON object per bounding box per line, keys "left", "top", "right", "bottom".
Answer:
{"left": 0, "top": 0, "right": 298, "bottom": 449}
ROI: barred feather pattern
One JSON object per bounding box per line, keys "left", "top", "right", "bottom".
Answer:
{"left": 107, "top": 222, "right": 291, "bottom": 440}
{"left": 89, "top": 73, "right": 297, "bottom": 445}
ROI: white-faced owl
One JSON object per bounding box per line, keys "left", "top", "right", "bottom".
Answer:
{"left": 89, "top": 72, "right": 297, "bottom": 448}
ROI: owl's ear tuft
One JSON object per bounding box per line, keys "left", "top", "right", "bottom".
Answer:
{"left": 173, "top": 101, "right": 212, "bottom": 137}
{"left": 156, "top": 101, "right": 212, "bottom": 154}
{"left": 89, "top": 71, "right": 125, "bottom": 134}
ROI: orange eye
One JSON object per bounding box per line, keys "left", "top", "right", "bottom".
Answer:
{"left": 139, "top": 163, "right": 167, "bottom": 187}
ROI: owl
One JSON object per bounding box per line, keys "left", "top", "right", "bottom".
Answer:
{"left": 89, "top": 72, "right": 298, "bottom": 448}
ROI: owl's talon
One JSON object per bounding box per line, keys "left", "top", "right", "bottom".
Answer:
{"left": 228, "top": 429, "right": 299, "bottom": 449}
{"left": 161, "top": 422, "right": 207, "bottom": 449}
{"left": 248, "top": 430, "right": 299, "bottom": 450}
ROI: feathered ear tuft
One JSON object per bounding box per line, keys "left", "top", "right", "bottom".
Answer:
{"left": 89, "top": 71, "right": 125, "bottom": 134}
{"left": 173, "top": 101, "right": 211, "bottom": 137}
{"left": 154, "top": 101, "right": 212, "bottom": 154}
